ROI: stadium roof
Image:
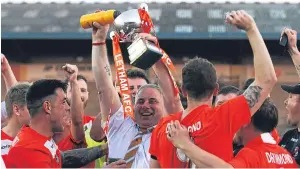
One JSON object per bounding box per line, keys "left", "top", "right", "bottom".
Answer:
{"left": 2, "top": 0, "right": 300, "bottom": 3}
{"left": 2, "top": 1, "right": 300, "bottom": 40}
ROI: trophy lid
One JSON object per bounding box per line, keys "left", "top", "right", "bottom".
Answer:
{"left": 113, "top": 9, "right": 142, "bottom": 42}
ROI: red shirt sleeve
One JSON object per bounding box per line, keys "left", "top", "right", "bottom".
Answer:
{"left": 216, "top": 95, "right": 251, "bottom": 137}
{"left": 7, "top": 147, "right": 54, "bottom": 168}
{"left": 229, "top": 148, "right": 259, "bottom": 168}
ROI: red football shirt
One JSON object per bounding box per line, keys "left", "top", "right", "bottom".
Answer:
{"left": 230, "top": 133, "right": 297, "bottom": 168}
{"left": 150, "top": 95, "right": 251, "bottom": 168}
{"left": 1, "top": 130, "right": 14, "bottom": 166}
{"left": 6, "top": 125, "right": 62, "bottom": 168}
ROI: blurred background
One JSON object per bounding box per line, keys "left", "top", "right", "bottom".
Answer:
{"left": 1, "top": 0, "right": 300, "bottom": 135}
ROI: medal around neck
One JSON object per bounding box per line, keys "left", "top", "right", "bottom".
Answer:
{"left": 111, "top": 5, "right": 163, "bottom": 70}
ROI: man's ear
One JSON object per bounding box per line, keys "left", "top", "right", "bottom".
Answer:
{"left": 43, "top": 100, "right": 51, "bottom": 115}
{"left": 13, "top": 104, "right": 21, "bottom": 116}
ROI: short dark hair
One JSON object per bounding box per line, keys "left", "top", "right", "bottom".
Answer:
{"left": 251, "top": 98, "right": 278, "bottom": 133}
{"left": 242, "top": 78, "right": 255, "bottom": 90}
{"left": 126, "top": 69, "right": 150, "bottom": 84}
{"left": 218, "top": 86, "right": 240, "bottom": 96}
{"left": 182, "top": 57, "right": 217, "bottom": 100}
{"left": 5, "top": 83, "right": 31, "bottom": 118}
{"left": 26, "top": 79, "right": 67, "bottom": 117}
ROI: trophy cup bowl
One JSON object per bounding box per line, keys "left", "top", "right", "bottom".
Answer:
{"left": 112, "top": 7, "right": 163, "bottom": 70}
{"left": 113, "top": 9, "right": 142, "bottom": 43}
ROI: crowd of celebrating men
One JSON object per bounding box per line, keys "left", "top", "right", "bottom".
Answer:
{"left": 1, "top": 10, "right": 300, "bottom": 168}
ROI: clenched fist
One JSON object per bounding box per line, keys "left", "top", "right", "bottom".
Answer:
{"left": 225, "top": 10, "right": 256, "bottom": 31}
{"left": 62, "top": 64, "right": 78, "bottom": 82}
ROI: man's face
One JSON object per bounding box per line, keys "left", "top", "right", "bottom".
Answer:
{"left": 134, "top": 87, "right": 164, "bottom": 129}
{"left": 67, "top": 79, "right": 89, "bottom": 108}
{"left": 284, "top": 93, "right": 300, "bottom": 127}
{"left": 50, "top": 88, "right": 69, "bottom": 133}
{"left": 215, "top": 93, "right": 238, "bottom": 106}
{"left": 128, "top": 78, "right": 148, "bottom": 102}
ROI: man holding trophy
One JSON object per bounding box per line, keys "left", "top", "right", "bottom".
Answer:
{"left": 88, "top": 4, "right": 183, "bottom": 168}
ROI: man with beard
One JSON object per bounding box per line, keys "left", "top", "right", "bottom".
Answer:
{"left": 6, "top": 79, "right": 109, "bottom": 168}
{"left": 90, "top": 18, "right": 182, "bottom": 167}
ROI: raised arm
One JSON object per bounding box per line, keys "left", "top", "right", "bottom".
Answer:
{"left": 61, "top": 143, "right": 108, "bottom": 168}
{"left": 91, "top": 22, "right": 121, "bottom": 120}
{"left": 1, "top": 54, "right": 18, "bottom": 92}
{"left": 226, "top": 10, "right": 277, "bottom": 116}
{"left": 62, "top": 64, "right": 85, "bottom": 142}
{"left": 282, "top": 28, "right": 300, "bottom": 78}
{"left": 138, "top": 33, "right": 183, "bottom": 114}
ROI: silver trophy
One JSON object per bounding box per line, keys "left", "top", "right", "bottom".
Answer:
{"left": 110, "top": 4, "right": 163, "bottom": 70}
